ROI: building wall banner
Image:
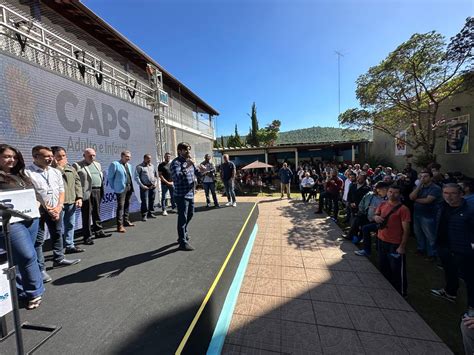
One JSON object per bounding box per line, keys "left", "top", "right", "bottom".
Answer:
{"left": 0, "top": 53, "right": 157, "bottom": 227}
{"left": 446, "top": 114, "right": 469, "bottom": 154}
{"left": 394, "top": 130, "right": 407, "bottom": 156}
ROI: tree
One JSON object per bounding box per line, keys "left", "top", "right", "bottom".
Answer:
{"left": 220, "top": 136, "right": 225, "bottom": 148}
{"left": 233, "top": 124, "right": 243, "bottom": 147}
{"left": 226, "top": 134, "right": 235, "bottom": 148}
{"left": 213, "top": 139, "right": 219, "bottom": 148}
{"left": 339, "top": 17, "right": 473, "bottom": 166}
{"left": 246, "top": 102, "right": 260, "bottom": 146}
{"left": 257, "top": 120, "right": 281, "bottom": 147}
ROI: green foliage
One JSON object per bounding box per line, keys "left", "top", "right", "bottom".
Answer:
{"left": 339, "top": 17, "right": 473, "bottom": 163}
{"left": 257, "top": 120, "right": 281, "bottom": 146}
{"left": 247, "top": 102, "right": 260, "bottom": 147}
{"left": 220, "top": 136, "right": 225, "bottom": 148}
{"left": 233, "top": 124, "right": 243, "bottom": 147}
{"left": 213, "top": 139, "right": 219, "bottom": 148}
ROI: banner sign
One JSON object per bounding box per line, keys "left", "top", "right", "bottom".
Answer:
{"left": 395, "top": 130, "right": 407, "bottom": 156}
{"left": 0, "top": 53, "right": 157, "bottom": 228}
{"left": 0, "top": 189, "right": 40, "bottom": 224}
{"left": 446, "top": 114, "right": 469, "bottom": 154}
{"left": 0, "top": 263, "right": 12, "bottom": 317}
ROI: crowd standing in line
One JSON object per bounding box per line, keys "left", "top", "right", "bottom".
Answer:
{"left": 272, "top": 158, "right": 474, "bottom": 353}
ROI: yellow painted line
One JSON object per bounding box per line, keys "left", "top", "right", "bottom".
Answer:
{"left": 175, "top": 202, "right": 258, "bottom": 355}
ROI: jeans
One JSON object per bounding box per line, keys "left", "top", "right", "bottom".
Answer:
{"left": 62, "top": 203, "right": 77, "bottom": 249}
{"left": 115, "top": 185, "right": 133, "bottom": 226}
{"left": 413, "top": 214, "right": 437, "bottom": 256}
{"left": 0, "top": 219, "right": 44, "bottom": 300}
{"left": 175, "top": 196, "right": 194, "bottom": 245}
{"left": 377, "top": 239, "right": 407, "bottom": 297}
{"left": 81, "top": 188, "right": 103, "bottom": 239}
{"left": 348, "top": 214, "right": 368, "bottom": 242}
{"left": 203, "top": 182, "right": 219, "bottom": 206}
{"left": 161, "top": 184, "right": 176, "bottom": 211}
{"left": 140, "top": 187, "right": 156, "bottom": 216}
{"left": 438, "top": 246, "right": 474, "bottom": 308}
{"left": 318, "top": 192, "right": 339, "bottom": 218}
{"left": 361, "top": 223, "right": 378, "bottom": 255}
{"left": 224, "top": 179, "right": 236, "bottom": 203}
{"left": 37, "top": 207, "right": 65, "bottom": 270}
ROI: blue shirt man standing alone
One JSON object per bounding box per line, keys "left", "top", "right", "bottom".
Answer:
{"left": 170, "top": 142, "right": 205, "bottom": 251}
{"left": 279, "top": 162, "right": 293, "bottom": 199}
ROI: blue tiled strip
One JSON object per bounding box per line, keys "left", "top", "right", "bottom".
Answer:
{"left": 206, "top": 223, "right": 259, "bottom": 355}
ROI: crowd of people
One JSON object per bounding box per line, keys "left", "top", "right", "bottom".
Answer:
{"left": 0, "top": 143, "right": 238, "bottom": 311}
{"left": 284, "top": 160, "right": 474, "bottom": 354}
{"left": 1, "top": 142, "right": 473, "bottom": 352}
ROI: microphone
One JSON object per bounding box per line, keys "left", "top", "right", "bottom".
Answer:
{"left": 0, "top": 202, "right": 33, "bottom": 221}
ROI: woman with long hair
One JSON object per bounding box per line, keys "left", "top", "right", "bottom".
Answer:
{"left": 0, "top": 144, "right": 44, "bottom": 309}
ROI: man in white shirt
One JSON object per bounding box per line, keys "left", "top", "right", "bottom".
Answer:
{"left": 26, "top": 146, "right": 80, "bottom": 283}
{"left": 343, "top": 172, "right": 356, "bottom": 223}
{"left": 300, "top": 172, "right": 315, "bottom": 202}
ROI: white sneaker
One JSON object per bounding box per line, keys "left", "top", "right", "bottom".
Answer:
{"left": 232, "top": 202, "right": 237, "bottom": 207}
{"left": 162, "top": 210, "right": 168, "bottom": 216}
{"left": 225, "top": 202, "right": 232, "bottom": 206}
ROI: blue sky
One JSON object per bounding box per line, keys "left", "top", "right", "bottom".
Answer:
{"left": 83, "top": 0, "right": 472, "bottom": 137}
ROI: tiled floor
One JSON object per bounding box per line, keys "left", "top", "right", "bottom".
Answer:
{"left": 221, "top": 198, "right": 452, "bottom": 355}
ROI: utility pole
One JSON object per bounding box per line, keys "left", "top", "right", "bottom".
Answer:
{"left": 335, "top": 51, "right": 344, "bottom": 117}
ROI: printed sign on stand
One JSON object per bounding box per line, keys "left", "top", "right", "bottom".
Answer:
{"left": 0, "top": 262, "right": 12, "bottom": 317}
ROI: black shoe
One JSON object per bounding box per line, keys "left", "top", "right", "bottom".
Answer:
{"left": 53, "top": 258, "right": 81, "bottom": 268}
{"left": 84, "top": 238, "right": 94, "bottom": 245}
{"left": 206, "top": 204, "right": 211, "bottom": 208}
{"left": 142, "top": 216, "right": 147, "bottom": 222}
{"left": 95, "top": 232, "right": 112, "bottom": 239}
{"left": 147, "top": 213, "right": 156, "bottom": 219}
{"left": 179, "top": 243, "right": 195, "bottom": 251}
{"left": 124, "top": 222, "right": 135, "bottom": 227}
{"left": 65, "top": 246, "right": 85, "bottom": 254}
{"left": 215, "top": 204, "right": 220, "bottom": 208}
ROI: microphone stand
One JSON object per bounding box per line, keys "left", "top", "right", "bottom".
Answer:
{"left": 0, "top": 205, "right": 32, "bottom": 355}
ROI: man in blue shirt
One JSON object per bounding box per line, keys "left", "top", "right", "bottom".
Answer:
{"left": 409, "top": 169, "right": 442, "bottom": 260}
{"left": 170, "top": 142, "right": 205, "bottom": 251}
{"left": 108, "top": 151, "right": 135, "bottom": 233}
{"left": 279, "top": 162, "right": 293, "bottom": 199}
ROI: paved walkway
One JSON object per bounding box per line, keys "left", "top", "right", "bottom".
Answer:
{"left": 220, "top": 198, "right": 452, "bottom": 355}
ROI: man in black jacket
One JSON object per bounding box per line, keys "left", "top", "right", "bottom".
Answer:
{"left": 431, "top": 183, "right": 474, "bottom": 318}
{"left": 346, "top": 173, "right": 371, "bottom": 230}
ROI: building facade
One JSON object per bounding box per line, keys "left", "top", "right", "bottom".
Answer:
{"left": 0, "top": 0, "right": 218, "bottom": 220}
{"left": 370, "top": 89, "right": 474, "bottom": 176}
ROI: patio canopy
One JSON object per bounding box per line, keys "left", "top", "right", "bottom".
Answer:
{"left": 241, "top": 160, "right": 274, "bottom": 170}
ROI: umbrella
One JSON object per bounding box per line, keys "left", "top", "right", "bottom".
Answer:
{"left": 241, "top": 160, "right": 274, "bottom": 170}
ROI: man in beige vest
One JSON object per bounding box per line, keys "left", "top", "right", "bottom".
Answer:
{"left": 73, "top": 148, "right": 111, "bottom": 244}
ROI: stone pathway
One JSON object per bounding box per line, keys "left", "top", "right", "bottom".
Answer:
{"left": 221, "top": 198, "right": 452, "bottom": 354}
